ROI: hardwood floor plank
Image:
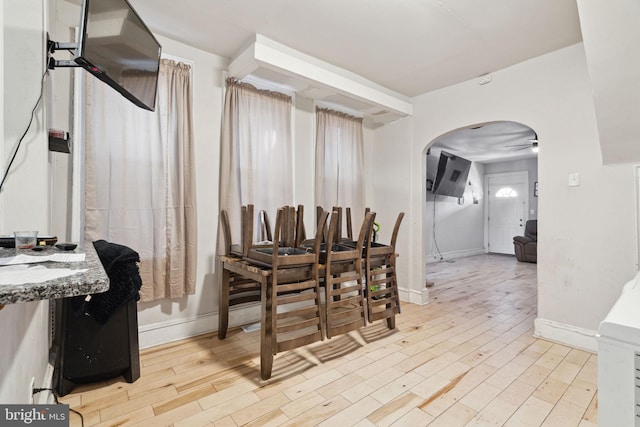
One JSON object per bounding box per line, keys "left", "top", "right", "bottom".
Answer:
{"left": 428, "top": 402, "right": 477, "bottom": 427}
{"left": 504, "top": 395, "right": 554, "bottom": 427}
{"left": 175, "top": 391, "right": 260, "bottom": 426}
{"left": 340, "top": 367, "right": 404, "bottom": 403}
{"left": 366, "top": 392, "right": 423, "bottom": 426}
{"left": 582, "top": 393, "right": 598, "bottom": 424}
{"left": 497, "top": 380, "right": 536, "bottom": 407}
{"left": 136, "top": 402, "right": 203, "bottom": 427}
{"left": 197, "top": 381, "right": 259, "bottom": 410}
{"left": 459, "top": 381, "right": 504, "bottom": 411}
{"left": 316, "top": 371, "right": 364, "bottom": 399}
{"left": 242, "top": 409, "right": 289, "bottom": 427}
{"left": 317, "top": 396, "right": 383, "bottom": 427}
{"left": 230, "top": 392, "right": 291, "bottom": 426}
{"left": 279, "top": 391, "right": 325, "bottom": 419}
{"left": 152, "top": 383, "right": 214, "bottom": 415}
{"left": 465, "top": 397, "right": 519, "bottom": 426}
{"left": 279, "top": 395, "right": 352, "bottom": 427}
{"left": 370, "top": 371, "right": 426, "bottom": 405}
{"left": 389, "top": 407, "right": 435, "bottom": 426}
{"left": 99, "top": 386, "right": 178, "bottom": 421}
{"left": 541, "top": 399, "right": 585, "bottom": 427}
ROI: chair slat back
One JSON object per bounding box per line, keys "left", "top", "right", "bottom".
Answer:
{"left": 241, "top": 204, "right": 254, "bottom": 257}
{"left": 295, "top": 204, "right": 307, "bottom": 247}
{"left": 220, "top": 210, "right": 233, "bottom": 256}
{"left": 331, "top": 206, "right": 342, "bottom": 243}
{"left": 259, "top": 210, "right": 272, "bottom": 242}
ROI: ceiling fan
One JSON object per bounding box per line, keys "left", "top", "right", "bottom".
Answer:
{"left": 504, "top": 132, "right": 539, "bottom": 152}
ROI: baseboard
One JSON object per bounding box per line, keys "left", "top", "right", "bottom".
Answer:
{"left": 400, "top": 286, "right": 429, "bottom": 305}
{"left": 33, "top": 363, "right": 54, "bottom": 404}
{"left": 138, "top": 304, "right": 262, "bottom": 349}
{"left": 534, "top": 318, "right": 598, "bottom": 353}
{"left": 426, "top": 248, "right": 486, "bottom": 264}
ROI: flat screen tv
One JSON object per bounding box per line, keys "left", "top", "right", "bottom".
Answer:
{"left": 75, "top": 0, "right": 162, "bottom": 111}
{"left": 431, "top": 151, "right": 472, "bottom": 198}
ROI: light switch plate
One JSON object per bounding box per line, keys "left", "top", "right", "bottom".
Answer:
{"left": 568, "top": 172, "right": 581, "bottom": 187}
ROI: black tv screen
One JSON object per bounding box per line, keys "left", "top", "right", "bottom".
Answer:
{"left": 432, "top": 151, "right": 472, "bottom": 198}
{"left": 75, "top": 0, "right": 162, "bottom": 111}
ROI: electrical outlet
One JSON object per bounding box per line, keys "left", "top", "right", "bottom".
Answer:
{"left": 28, "top": 377, "right": 35, "bottom": 404}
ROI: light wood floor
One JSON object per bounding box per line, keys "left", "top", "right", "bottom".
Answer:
{"left": 59, "top": 254, "right": 598, "bottom": 426}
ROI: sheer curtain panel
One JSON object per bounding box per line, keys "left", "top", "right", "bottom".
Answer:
{"left": 315, "top": 108, "right": 365, "bottom": 220}
{"left": 85, "top": 59, "right": 197, "bottom": 301}
{"left": 219, "top": 79, "right": 294, "bottom": 244}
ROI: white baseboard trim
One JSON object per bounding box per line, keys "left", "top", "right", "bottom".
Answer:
{"left": 426, "top": 248, "right": 486, "bottom": 264}
{"left": 534, "top": 318, "right": 598, "bottom": 353}
{"left": 138, "top": 304, "right": 262, "bottom": 349}
{"left": 400, "top": 286, "right": 429, "bottom": 305}
{"left": 34, "top": 363, "right": 55, "bottom": 404}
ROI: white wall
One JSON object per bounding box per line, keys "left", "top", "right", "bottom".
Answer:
{"left": 1, "top": 0, "right": 51, "bottom": 404}
{"left": 368, "top": 116, "right": 419, "bottom": 302}
{"left": 577, "top": 0, "right": 640, "bottom": 164}
{"left": 372, "top": 43, "right": 637, "bottom": 351}
{"left": 2, "top": 0, "right": 49, "bottom": 232}
{"left": 484, "top": 157, "right": 538, "bottom": 220}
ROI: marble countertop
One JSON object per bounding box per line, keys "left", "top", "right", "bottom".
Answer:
{"left": 0, "top": 242, "right": 109, "bottom": 305}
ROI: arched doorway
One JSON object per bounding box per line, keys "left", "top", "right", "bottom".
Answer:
{"left": 424, "top": 120, "right": 538, "bottom": 262}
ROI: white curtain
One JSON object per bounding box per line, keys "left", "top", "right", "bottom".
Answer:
{"left": 315, "top": 108, "right": 365, "bottom": 220}
{"left": 85, "top": 59, "right": 197, "bottom": 302}
{"left": 219, "top": 79, "right": 293, "bottom": 244}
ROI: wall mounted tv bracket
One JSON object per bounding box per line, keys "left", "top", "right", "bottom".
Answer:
{"left": 47, "top": 35, "right": 80, "bottom": 70}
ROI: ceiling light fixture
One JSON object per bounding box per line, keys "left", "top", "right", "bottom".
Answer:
{"left": 504, "top": 131, "right": 540, "bottom": 152}
{"left": 529, "top": 132, "right": 539, "bottom": 153}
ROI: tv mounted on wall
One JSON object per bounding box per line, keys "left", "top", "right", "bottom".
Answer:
{"left": 431, "top": 150, "right": 472, "bottom": 198}
{"left": 11, "top": 0, "right": 159, "bottom": 195}
{"left": 72, "top": 0, "right": 162, "bottom": 111}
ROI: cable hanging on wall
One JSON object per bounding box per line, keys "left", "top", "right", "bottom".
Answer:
{"left": 0, "top": 69, "right": 48, "bottom": 194}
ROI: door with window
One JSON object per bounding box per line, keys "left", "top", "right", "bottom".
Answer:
{"left": 486, "top": 172, "right": 529, "bottom": 254}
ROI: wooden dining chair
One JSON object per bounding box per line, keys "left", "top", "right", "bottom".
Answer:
{"left": 268, "top": 208, "right": 329, "bottom": 358}
{"left": 323, "top": 210, "right": 376, "bottom": 338}
{"left": 364, "top": 212, "right": 404, "bottom": 329}
{"left": 218, "top": 209, "right": 262, "bottom": 339}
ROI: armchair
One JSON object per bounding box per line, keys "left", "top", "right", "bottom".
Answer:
{"left": 513, "top": 220, "right": 537, "bottom": 263}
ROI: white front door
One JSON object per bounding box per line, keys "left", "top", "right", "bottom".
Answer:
{"left": 486, "top": 173, "right": 529, "bottom": 254}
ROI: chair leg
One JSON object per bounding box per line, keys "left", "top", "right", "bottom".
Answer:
{"left": 218, "top": 265, "right": 231, "bottom": 339}
{"left": 260, "top": 277, "right": 274, "bottom": 380}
